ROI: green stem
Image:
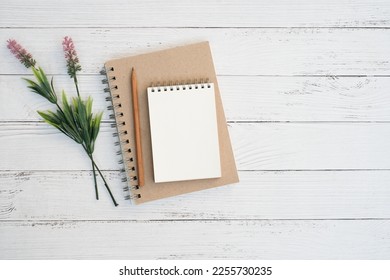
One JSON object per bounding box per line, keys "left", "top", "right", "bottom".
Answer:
{"left": 74, "top": 76, "right": 80, "bottom": 98}
{"left": 83, "top": 148, "right": 118, "bottom": 207}
{"left": 55, "top": 103, "right": 66, "bottom": 116}
{"left": 92, "top": 158, "right": 118, "bottom": 207}
{"left": 91, "top": 154, "right": 99, "bottom": 200}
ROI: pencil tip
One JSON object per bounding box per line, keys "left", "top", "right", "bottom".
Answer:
{"left": 132, "top": 67, "right": 134, "bottom": 71}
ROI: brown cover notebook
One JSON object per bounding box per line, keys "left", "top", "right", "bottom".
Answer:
{"left": 102, "top": 42, "right": 239, "bottom": 204}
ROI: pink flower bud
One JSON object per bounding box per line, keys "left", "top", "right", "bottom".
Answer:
{"left": 62, "top": 36, "right": 81, "bottom": 78}
{"left": 7, "top": 39, "right": 36, "bottom": 68}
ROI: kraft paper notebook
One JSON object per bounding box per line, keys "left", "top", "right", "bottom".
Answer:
{"left": 102, "top": 42, "right": 239, "bottom": 204}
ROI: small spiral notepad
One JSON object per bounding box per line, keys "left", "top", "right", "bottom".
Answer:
{"left": 102, "top": 42, "right": 239, "bottom": 204}
{"left": 147, "top": 82, "right": 221, "bottom": 183}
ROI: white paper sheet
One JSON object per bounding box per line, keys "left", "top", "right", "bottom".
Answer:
{"left": 147, "top": 83, "right": 221, "bottom": 183}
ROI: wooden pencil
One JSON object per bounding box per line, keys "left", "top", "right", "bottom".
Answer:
{"left": 131, "top": 67, "right": 145, "bottom": 187}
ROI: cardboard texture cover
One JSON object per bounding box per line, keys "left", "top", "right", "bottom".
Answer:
{"left": 104, "top": 42, "right": 239, "bottom": 204}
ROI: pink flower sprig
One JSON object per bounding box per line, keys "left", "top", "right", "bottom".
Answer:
{"left": 6, "top": 38, "right": 118, "bottom": 206}
{"left": 7, "top": 39, "right": 36, "bottom": 68}
{"left": 62, "top": 36, "right": 82, "bottom": 79}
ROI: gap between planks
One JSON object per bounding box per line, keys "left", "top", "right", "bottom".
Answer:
{"left": 2, "top": 27, "right": 390, "bottom": 29}
{"left": 2, "top": 74, "right": 390, "bottom": 77}
{"left": 1, "top": 218, "right": 390, "bottom": 223}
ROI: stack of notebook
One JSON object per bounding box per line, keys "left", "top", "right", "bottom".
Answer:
{"left": 102, "top": 42, "right": 239, "bottom": 204}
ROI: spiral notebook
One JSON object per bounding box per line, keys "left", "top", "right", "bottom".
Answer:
{"left": 102, "top": 42, "right": 239, "bottom": 204}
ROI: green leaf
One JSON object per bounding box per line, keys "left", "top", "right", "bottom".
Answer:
{"left": 37, "top": 110, "right": 72, "bottom": 140}
{"left": 47, "top": 110, "right": 64, "bottom": 124}
{"left": 86, "top": 96, "right": 93, "bottom": 117}
{"left": 23, "top": 78, "right": 46, "bottom": 98}
{"left": 92, "top": 111, "right": 103, "bottom": 141}
{"left": 38, "top": 110, "right": 58, "bottom": 125}
{"left": 49, "top": 76, "right": 57, "bottom": 103}
{"left": 62, "top": 122, "right": 82, "bottom": 143}
{"left": 89, "top": 111, "right": 103, "bottom": 153}
{"left": 77, "top": 98, "right": 91, "bottom": 152}
{"left": 38, "top": 109, "right": 83, "bottom": 144}
{"left": 61, "top": 91, "right": 78, "bottom": 131}
{"left": 23, "top": 68, "right": 57, "bottom": 104}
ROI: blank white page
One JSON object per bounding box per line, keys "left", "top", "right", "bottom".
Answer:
{"left": 147, "top": 83, "right": 221, "bottom": 183}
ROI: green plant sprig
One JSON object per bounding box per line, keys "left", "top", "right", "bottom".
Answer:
{"left": 7, "top": 38, "right": 118, "bottom": 206}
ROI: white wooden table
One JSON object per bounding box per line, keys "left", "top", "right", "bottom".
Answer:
{"left": 1, "top": 0, "right": 390, "bottom": 259}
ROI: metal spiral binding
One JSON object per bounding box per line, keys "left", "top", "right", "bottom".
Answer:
{"left": 124, "top": 194, "right": 142, "bottom": 200}
{"left": 101, "top": 66, "right": 141, "bottom": 202}
{"left": 149, "top": 78, "right": 211, "bottom": 92}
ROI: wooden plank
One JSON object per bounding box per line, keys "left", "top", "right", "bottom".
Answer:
{"left": 1, "top": 170, "right": 390, "bottom": 220}
{"left": 2, "top": 75, "right": 390, "bottom": 122}
{"left": 1, "top": 0, "right": 390, "bottom": 28}
{"left": 1, "top": 219, "right": 389, "bottom": 259}
{"left": 2, "top": 28, "right": 390, "bottom": 76}
{"left": 0, "top": 123, "right": 389, "bottom": 171}
{"left": 231, "top": 122, "right": 390, "bottom": 170}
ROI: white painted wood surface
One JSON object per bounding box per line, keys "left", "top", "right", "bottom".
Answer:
{"left": 3, "top": 75, "right": 390, "bottom": 122}
{"left": 1, "top": 123, "right": 390, "bottom": 170}
{"left": 1, "top": 0, "right": 390, "bottom": 259}
{"left": 2, "top": 0, "right": 390, "bottom": 28}
{"left": 1, "top": 28, "right": 390, "bottom": 76}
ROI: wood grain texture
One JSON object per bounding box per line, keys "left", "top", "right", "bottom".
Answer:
{"left": 0, "top": 123, "right": 389, "bottom": 171}
{"left": 1, "top": 0, "right": 390, "bottom": 260}
{"left": 1, "top": 0, "right": 390, "bottom": 28}
{"left": 1, "top": 220, "right": 390, "bottom": 259}
{"left": 1, "top": 28, "right": 390, "bottom": 76}
{"left": 2, "top": 75, "right": 390, "bottom": 122}
{"left": 1, "top": 170, "right": 390, "bottom": 220}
